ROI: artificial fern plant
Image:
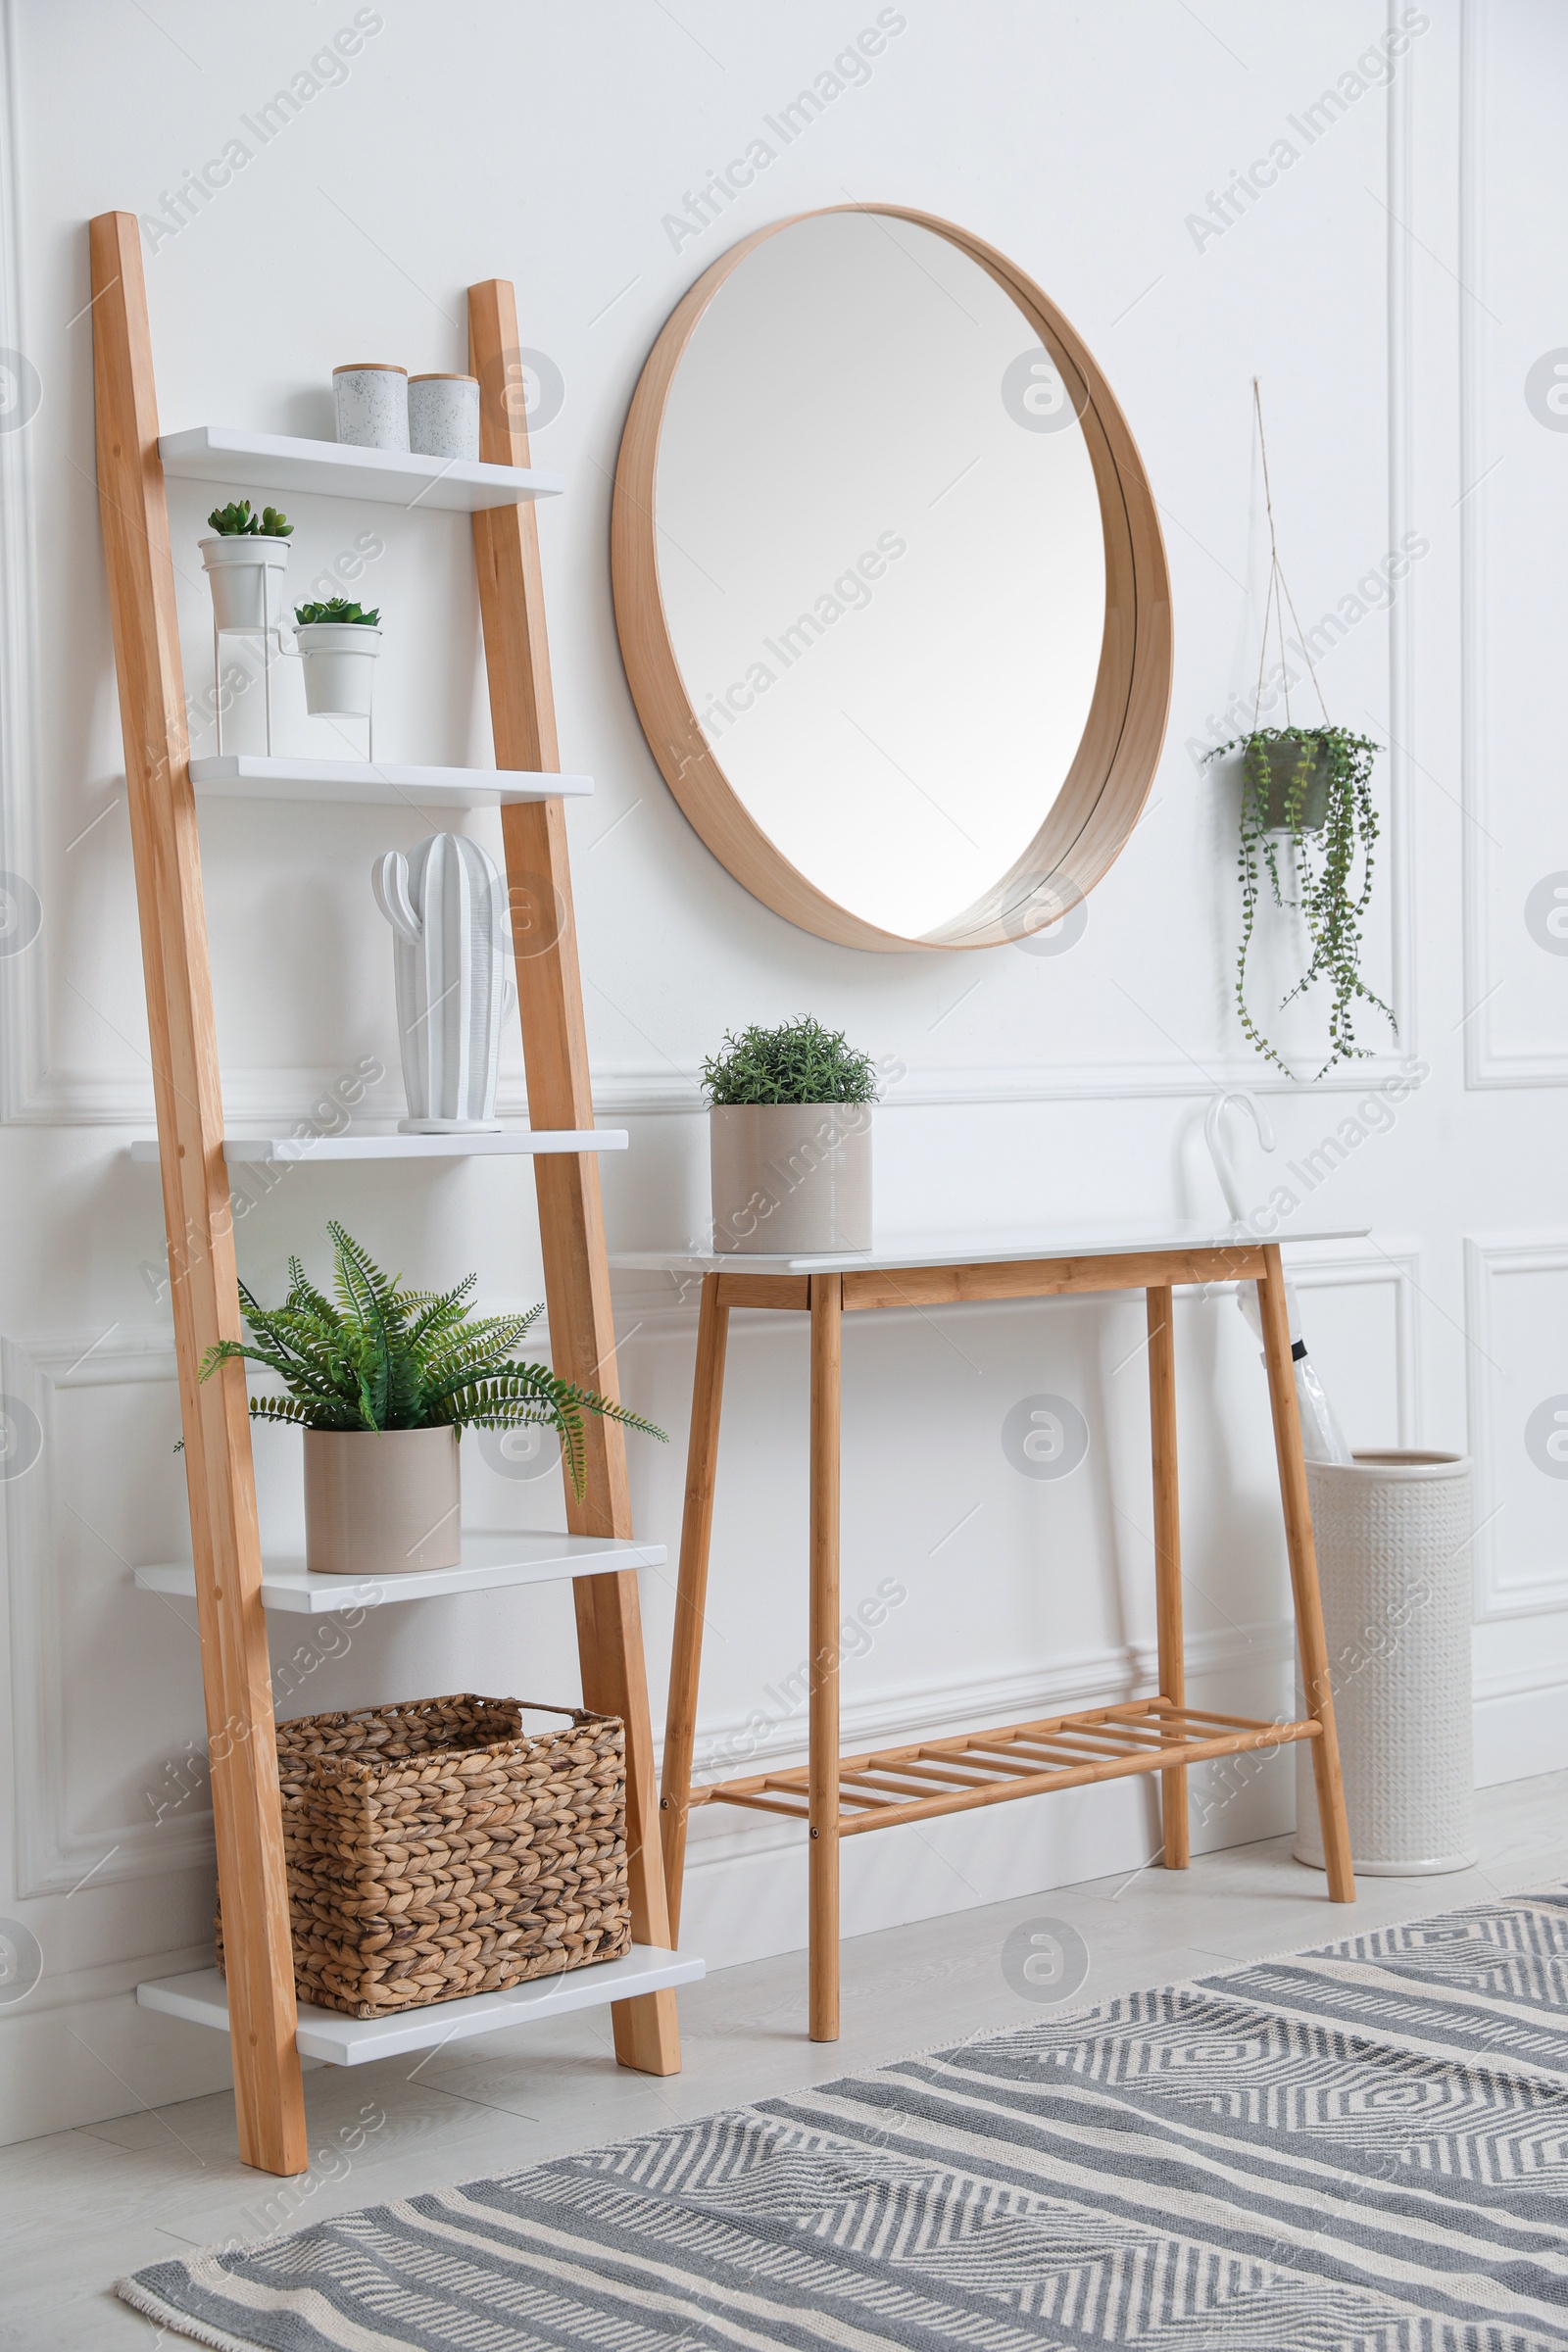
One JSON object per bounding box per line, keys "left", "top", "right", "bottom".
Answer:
{"left": 198, "top": 1222, "right": 662, "bottom": 1498}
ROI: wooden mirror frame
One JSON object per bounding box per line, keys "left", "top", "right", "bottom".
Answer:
{"left": 611, "top": 204, "right": 1173, "bottom": 954}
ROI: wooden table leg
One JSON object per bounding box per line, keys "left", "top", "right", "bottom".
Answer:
{"left": 1256, "top": 1245, "right": 1355, "bottom": 1901}
{"left": 808, "top": 1273, "right": 843, "bottom": 2041}
{"left": 660, "top": 1274, "right": 730, "bottom": 1944}
{"left": 1147, "top": 1285, "right": 1189, "bottom": 1870}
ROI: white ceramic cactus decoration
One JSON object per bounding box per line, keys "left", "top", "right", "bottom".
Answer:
{"left": 372, "top": 833, "right": 513, "bottom": 1132}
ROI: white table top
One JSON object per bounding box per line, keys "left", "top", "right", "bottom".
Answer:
{"left": 611, "top": 1221, "right": 1369, "bottom": 1278}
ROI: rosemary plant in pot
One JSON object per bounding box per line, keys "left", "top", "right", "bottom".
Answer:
{"left": 1207, "top": 384, "right": 1396, "bottom": 1077}
{"left": 199, "top": 1223, "right": 663, "bottom": 1575}
{"left": 703, "top": 1016, "right": 877, "bottom": 1254}
{"left": 198, "top": 498, "right": 292, "bottom": 633}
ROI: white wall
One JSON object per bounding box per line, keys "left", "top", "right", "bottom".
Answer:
{"left": 3, "top": 0, "right": 1565, "bottom": 2146}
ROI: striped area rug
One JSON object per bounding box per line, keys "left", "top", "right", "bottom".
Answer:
{"left": 120, "top": 1888, "right": 1568, "bottom": 2350}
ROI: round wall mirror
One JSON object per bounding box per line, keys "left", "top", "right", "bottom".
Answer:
{"left": 612, "top": 205, "right": 1172, "bottom": 953}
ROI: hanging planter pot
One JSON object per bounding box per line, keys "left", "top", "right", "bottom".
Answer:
{"left": 1250, "top": 735, "right": 1333, "bottom": 835}
{"left": 293, "top": 599, "right": 382, "bottom": 717}
{"left": 198, "top": 500, "right": 292, "bottom": 633}
{"left": 1200, "top": 384, "right": 1398, "bottom": 1078}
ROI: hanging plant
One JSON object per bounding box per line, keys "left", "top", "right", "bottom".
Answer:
{"left": 1209, "top": 722, "right": 1394, "bottom": 1078}
{"left": 1205, "top": 385, "right": 1397, "bottom": 1080}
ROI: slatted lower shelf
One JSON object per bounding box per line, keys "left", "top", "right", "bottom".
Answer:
{"left": 690, "top": 1696, "right": 1318, "bottom": 1835}
{"left": 138, "top": 1945, "right": 706, "bottom": 2066}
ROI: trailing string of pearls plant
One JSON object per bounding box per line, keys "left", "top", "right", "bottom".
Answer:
{"left": 1206, "top": 380, "right": 1396, "bottom": 1079}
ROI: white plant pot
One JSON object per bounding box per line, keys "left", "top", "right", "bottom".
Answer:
{"left": 1295, "top": 1450, "right": 1476, "bottom": 1877}
{"left": 710, "top": 1102, "right": 872, "bottom": 1253}
{"left": 303, "top": 1425, "right": 460, "bottom": 1576}
{"left": 296, "top": 622, "right": 381, "bottom": 717}
{"left": 372, "top": 832, "right": 512, "bottom": 1131}
{"left": 199, "top": 535, "right": 289, "bottom": 633}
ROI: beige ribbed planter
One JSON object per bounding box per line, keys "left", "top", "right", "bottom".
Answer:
{"left": 303, "top": 1426, "right": 461, "bottom": 1576}
{"left": 710, "top": 1102, "right": 872, "bottom": 1253}
{"left": 1296, "top": 1450, "right": 1475, "bottom": 1877}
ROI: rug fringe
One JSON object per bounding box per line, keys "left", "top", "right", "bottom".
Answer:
{"left": 115, "top": 2273, "right": 262, "bottom": 2352}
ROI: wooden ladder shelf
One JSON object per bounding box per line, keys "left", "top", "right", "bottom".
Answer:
{"left": 88, "top": 211, "right": 681, "bottom": 2177}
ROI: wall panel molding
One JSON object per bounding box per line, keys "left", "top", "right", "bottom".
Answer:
{"left": 1457, "top": 0, "right": 1566, "bottom": 1088}
{"left": 3, "top": 1326, "right": 215, "bottom": 1898}
{"left": 1464, "top": 1234, "right": 1568, "bottom": 1618}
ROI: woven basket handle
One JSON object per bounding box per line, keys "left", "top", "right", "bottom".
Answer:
{"left": 514, "top": 1700, "right": 623, "bottom": 1731}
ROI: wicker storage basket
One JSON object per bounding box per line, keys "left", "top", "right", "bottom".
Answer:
{"left": 217, "top": 1693, "right": 631, "bottom": 2019}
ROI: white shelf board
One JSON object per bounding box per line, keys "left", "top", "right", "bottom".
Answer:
{"left": 135, "top": 1530, "right": 666, "bottom": 1616}
{"left": 160, "top": 425, "right": 562, "bottom": 513}
{"left": 130, "top": 1129, "right": 626, "bottom": 1165}
{"left": 138, "top": 1946, "right": 705, "bottom": 2066}
{"left": 190, "top": 755, "right": 592, "bottom": 808}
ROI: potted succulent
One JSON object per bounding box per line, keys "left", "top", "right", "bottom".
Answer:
{"left": 703, "top": 1016, "right": 876, "bottom": 1254}
{"left": 293, "top": 595, "right": 381, "bottom": 717}
{"left": 198, "top": 1222, "right": 662, "bottom": 1575}
{"left": 199, "top": 498, "right": 292, "bottom": 632}
{"left": 1208, "top": 722, "right": 1396, "bottom": 1077}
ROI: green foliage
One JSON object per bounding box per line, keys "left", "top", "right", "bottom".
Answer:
{"left": 197, "top": 1222, "right": 662, "bottom": 1497}
{"left": 701, "top": 1015, "right": 878, "bottom": 1107}
{"left": 293, "top": 597, "right": 380, "bottom": 627}
{"left": 207, "top": 499, "right": 292, "bottom": 538}
{"left": 1207, "top": 723, "right": 1396, "bottom": 1079}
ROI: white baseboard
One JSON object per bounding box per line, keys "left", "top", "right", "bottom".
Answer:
{"left": 5, "top": 1647, "right": 1561, "bottom": 2149}
{"left": 0, "top": 1975, "right": 236, "bottom": 2150}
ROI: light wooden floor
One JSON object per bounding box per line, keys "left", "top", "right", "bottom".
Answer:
{"left": 6, "top": 1773, "right": 1566, "bottom": 2349}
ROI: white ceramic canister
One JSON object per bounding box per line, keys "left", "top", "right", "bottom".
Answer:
{"left": 408, "top": 372, "right": 480, "bottom": 461}
{"left": 332, "top": 363, "right": 409, "bottom": 451}
{"left": 295, "top": 622, "right": 381, "bottom": 717}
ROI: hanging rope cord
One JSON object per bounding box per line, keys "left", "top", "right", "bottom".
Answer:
{"left": 1250, "top": 377, "right": 1329, "bottom": 735}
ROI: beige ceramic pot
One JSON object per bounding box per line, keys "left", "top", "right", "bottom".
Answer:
{"left": 710, "top": 1102, "right": 872, "bottom": 1253}
{"left": 303, "top": 1425, "right": 461, "bottom": 1575}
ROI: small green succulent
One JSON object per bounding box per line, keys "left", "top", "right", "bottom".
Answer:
{"left": 293, "top": 597, "right": 381, "bottom": 627}
{"left": 207, "top": 499, "right": 291, "bottom": 538}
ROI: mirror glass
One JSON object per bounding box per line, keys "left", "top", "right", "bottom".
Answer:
{"left": 649, "top": 211, "right": 1108, "bottom": 942}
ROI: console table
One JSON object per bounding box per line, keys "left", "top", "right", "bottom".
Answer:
{"left": 613, "top": 1226, "right": 1359, "bottom": 2040}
